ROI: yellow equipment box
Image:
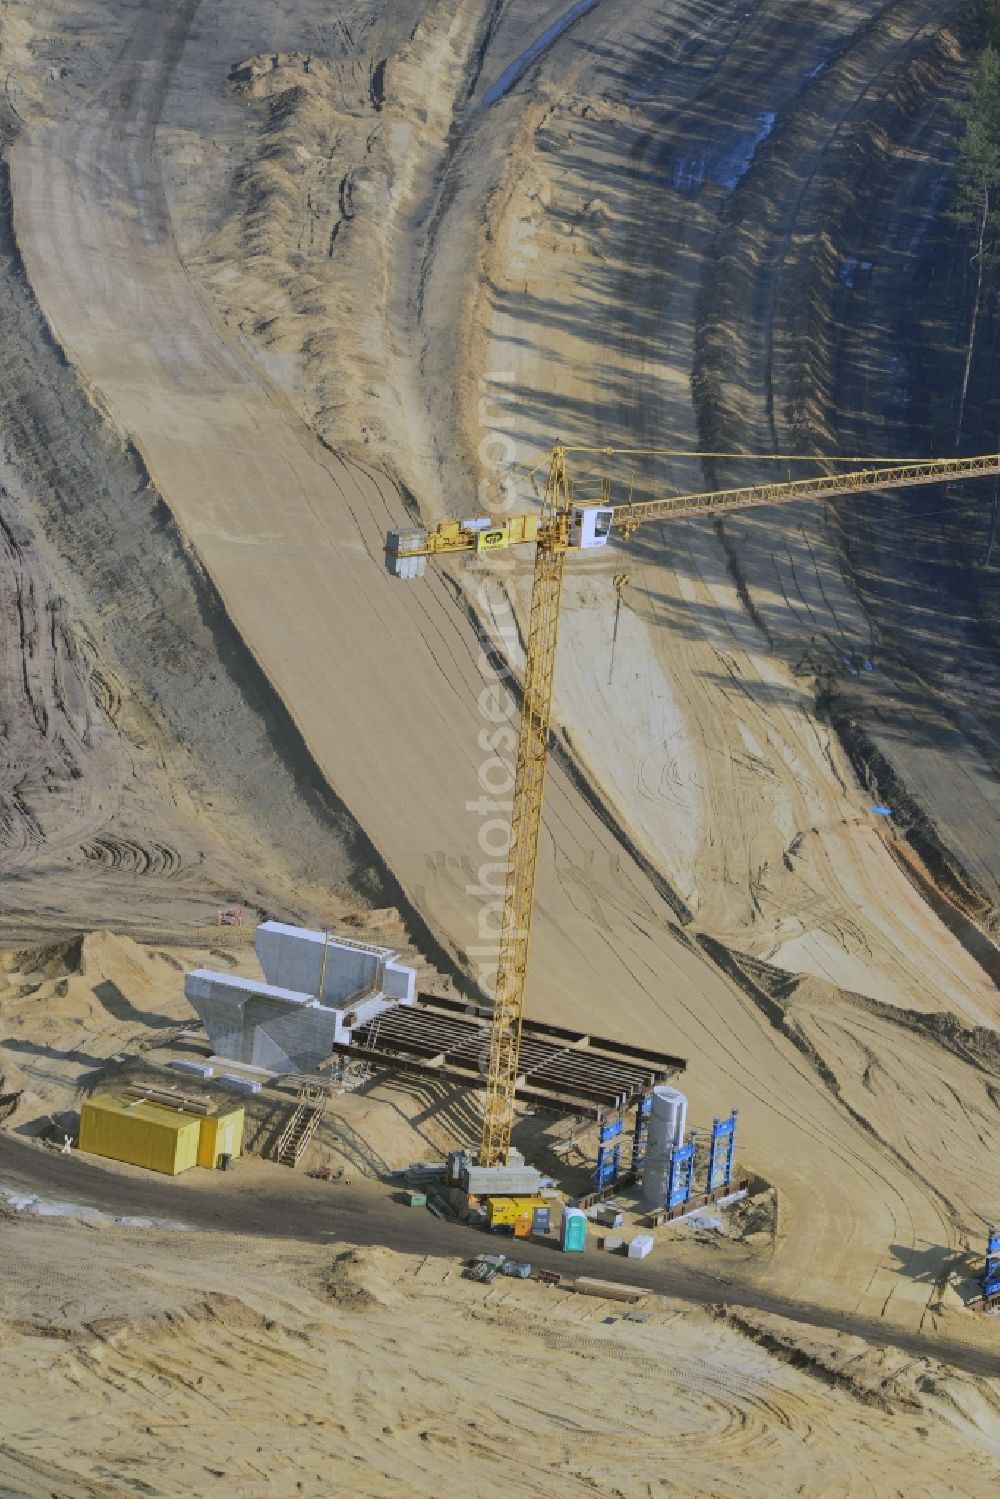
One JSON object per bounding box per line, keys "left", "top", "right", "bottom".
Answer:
{"left": 196, "top": 1108, "right": 245, "bottom": 1168}
{"left": 485, "top": 1195, "right": 550, "bottom": 1226}
{"left": 79, "top": 1094, "right": 202, "bottom": 1175}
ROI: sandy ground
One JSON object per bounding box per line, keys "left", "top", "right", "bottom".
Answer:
{"left": 0, "top": 1, "right": 998, "bottom": 1490}
{"left": 1, "top": 1216, "right": 999, "bottom": 1498}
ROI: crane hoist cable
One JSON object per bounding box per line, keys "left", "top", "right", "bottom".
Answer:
{"left": 387, "top": 444, "right": 1000, "bottom": 1166}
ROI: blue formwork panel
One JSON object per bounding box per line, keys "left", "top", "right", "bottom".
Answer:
{"left": 631, "top": 1094, "right": 651, "bottom": 1172}
{"left": 667, "top": 1140, "right": 695, "bottom": 1209}
{"left": 984, "top": 1228, "right": 1000, "bottom": 1297}
{"left": 708, "top": 1110, "right": 738, "bottom": 1193}
{"left": 630, "top": 1131, "right": 647, "bottom": 1172}
{"left": 595, "top": 1142, "right": 621, "bottom": 1190}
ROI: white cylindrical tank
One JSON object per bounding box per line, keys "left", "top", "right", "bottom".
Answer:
{"left": 641, "top": 1085, "right": 688, "bottom": 1208}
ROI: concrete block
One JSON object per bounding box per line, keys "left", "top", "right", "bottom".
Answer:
{"left": 255, "top": 921, "right": 410, "bottom": 1006}
{"left": 602, "top": 1234, "right": 624, "bottom": 1252}
{"left": 185, "top": 970, "right": 342, "bottom": 1074}
{"left": 185, "top": 922, "right": 416, "bottom": 1077}
{"left": 220, "top": 1074, "right": 262, "bottom": 1094}
{"left": 169, "top": 1060, "right": 215, "bottom": 1079}
{"left": 627, "top": 1235, "right": 654, "bottom": 1260}
{"left": 461, "top": 1164, "right": 543, "bottom": 1197}
{"left": 384, "top": 959, "right": 416, "bottom": 1005}
{"left": 186, "top": 969, "right": 312, "bottom": 1009}
{"left": 595, "top": 1207, "right": 624, "bottom": 1229}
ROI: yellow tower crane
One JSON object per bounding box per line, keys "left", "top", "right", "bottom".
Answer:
{"left": 387, "top": 443, "right": 1000, "bottom": 1166}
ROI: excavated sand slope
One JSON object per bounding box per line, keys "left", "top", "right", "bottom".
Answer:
{"left": 0, "top": 0, "right": 997, "bottom": 1361}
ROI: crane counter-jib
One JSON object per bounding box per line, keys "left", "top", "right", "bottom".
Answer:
{"left": 384, "top": 442, "right": 1000, "bottom": 1167}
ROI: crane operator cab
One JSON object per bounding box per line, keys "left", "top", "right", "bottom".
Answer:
{"left": 569, "top": 505, "right": 614, "bottom": 549}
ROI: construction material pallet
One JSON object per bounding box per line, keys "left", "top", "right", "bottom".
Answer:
{"left": 573, "top": 1276, "right": 650, "bottom": 1304}
{"left": 466, "top": 1261, "right": 500, "bottom": 1284}
{"left": 123, "top": 1084, "right": 217, "bottom": 1116}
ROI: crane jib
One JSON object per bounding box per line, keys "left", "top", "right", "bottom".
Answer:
{"left": 386, "top": 454, "right": 1000, "bottom": 570}
{"left": 610, "top": 455, "right": 1000, "bottom": 531}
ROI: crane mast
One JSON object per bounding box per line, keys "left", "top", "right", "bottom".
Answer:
{"left": 387, "top": 444, "right": 1000, "bottom": 1167}
{"left": 481, "top": 448, "right": 569, "bottom": 1164}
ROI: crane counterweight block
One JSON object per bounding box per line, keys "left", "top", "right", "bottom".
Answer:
{"left": 386, "top": 513, "right": 543, "bottom": 575}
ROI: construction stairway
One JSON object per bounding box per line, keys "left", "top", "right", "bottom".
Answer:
{"left": 275, "top": 1084, "right": 327, "bottom": 1169}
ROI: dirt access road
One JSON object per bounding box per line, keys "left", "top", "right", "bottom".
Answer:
{"left": 2, "top": 1135, "right": 996, "bottom": 1378}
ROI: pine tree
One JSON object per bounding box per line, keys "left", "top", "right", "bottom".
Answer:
{"left": 982, "top": 1, "right": 1000, "bottom": 50}
{"left": 955, "top": 47, "right": 1000, "bottom": 231}
{"left": 952, "top": 48, "right": 1000, "bottom": 452}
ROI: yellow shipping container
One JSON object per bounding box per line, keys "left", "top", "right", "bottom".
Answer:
{"left": 197, "top": 1108, "right": 245, "bottom": 1169}
{"left": 486, "top": 1195, "right": 550, "bottom": 1226}
{"left": 79, "top": 1094, "right": 201, "bottom": 1175}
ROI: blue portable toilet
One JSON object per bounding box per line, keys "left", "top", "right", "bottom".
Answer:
{"left": 560, "top": 1207, "right": 587, "bottom": 1252}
